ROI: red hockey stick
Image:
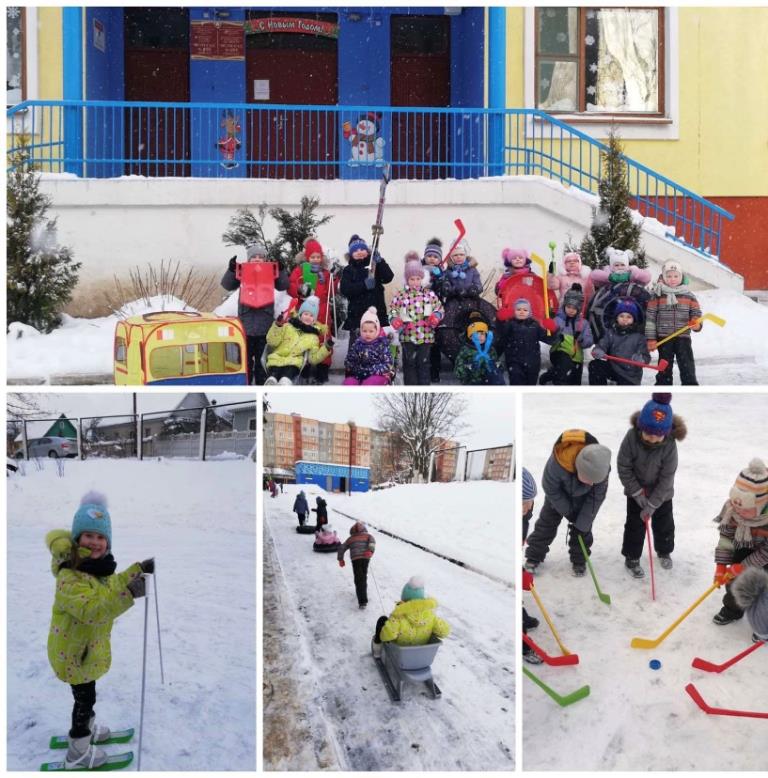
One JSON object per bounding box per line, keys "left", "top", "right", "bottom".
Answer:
{"left": 443, "top": 219, "right": 467, "bottom": 268}
{"left": 691, "top": 640, "right": 765, "bottom": 673}
{"left": 685, "top": 682, "right": 768, "bottom": 719}
{"left": 603, "top": 354, "right": 669, "bottom": 372}
{"left": 522, "top": 633, "right": 580, "bottom": 666}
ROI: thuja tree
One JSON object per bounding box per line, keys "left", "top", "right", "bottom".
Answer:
{"left": 578, "top": 129, "right": 647, "bottom": 268}
{"left": 7, "top": 143, "right": 81, "bottom": 331}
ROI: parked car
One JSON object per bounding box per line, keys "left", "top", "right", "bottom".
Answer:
{"left": 15, "top": 436, "right": 77, "bottom": 459}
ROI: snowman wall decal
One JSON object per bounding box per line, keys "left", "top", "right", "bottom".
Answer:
{"left": 343, "top": 112, "right": 386, "bottom": 166}
{"left": 216, "top": 110, "right": 242, "bottom": 169}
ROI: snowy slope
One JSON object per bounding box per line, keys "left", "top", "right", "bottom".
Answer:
{"left": 264, "top": 482, "right": 515, "bottom": 770}
{"left": 7, "top": 458, "right": 256, "bottom": 771}
{"left": 522, "top": 393, "right": 767, "bottom": 771}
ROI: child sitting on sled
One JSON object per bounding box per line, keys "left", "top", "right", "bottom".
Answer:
{"left": 313, "top": 525, "right": 341, "bottom": 553}
{"left": 46, "top": 492, "right": 152, "bottom": 769}
{"left": 588, "top": 299, "right": 650, "bottom": 386}
{"left": 343, "top": 306, "right": 394, "bottom": 385}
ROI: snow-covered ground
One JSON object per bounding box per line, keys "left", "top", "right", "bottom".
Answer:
{"left": 263, "top": 481, "right": 515, "bottom": 771}
{"left": 522, "top": 393, "right": 767, "bottom": 771}
{"left": 7, "top": 457, "right": 256, "bottom": 771}
{"left": 6, "top": 287, "right": 768, "bottom": 385}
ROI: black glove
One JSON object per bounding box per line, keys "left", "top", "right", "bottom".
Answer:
{"left": 364, "top": 277, "right": 376, "bottom": 290}
{"left": 632, "top": 491, "right": 648, "bottom": 511}
{"left": 325, "top": 337, "right": 335, "bottom": 349}
{"left": 140, "top": 558, "right": 155, "bottom": 574}
{"left": 228, "top": 256, "right": 237, "bottom": 273}
{"left": 127, "top": 575, "right": 147, "bottom": 599}
{"left": 298, "top": 282, "right": 313, "bottom": 299}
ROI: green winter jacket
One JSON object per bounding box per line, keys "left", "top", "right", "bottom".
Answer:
{"left": 265, "top": 318, "right": 331, "bottom": 369}
{"left": 379, "top": 598, "right": 451, "bottom": 646}
{"left": 46, "top": 530, "right": 141, "bottom": 685}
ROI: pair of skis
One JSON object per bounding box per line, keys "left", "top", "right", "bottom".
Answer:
{"left": 41, "top": 730, "right": 134, "bottom": 772}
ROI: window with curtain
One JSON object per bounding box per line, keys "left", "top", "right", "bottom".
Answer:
{"left": 536, "top": 7, "right": 664, "bottom": 115}
{"left": 7, "top": 6, "right": 25, "bottom": 105}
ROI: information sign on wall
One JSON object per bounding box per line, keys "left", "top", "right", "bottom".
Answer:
{"left": 191, "top": 20, "right": 245, "bottom": 60}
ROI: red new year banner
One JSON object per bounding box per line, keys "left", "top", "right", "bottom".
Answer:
{"left": 244, "top": 17, "right": 339, "bottom": 39}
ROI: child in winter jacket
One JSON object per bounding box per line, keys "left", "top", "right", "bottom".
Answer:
{"left": 588, "top": 299, "right": 650, "bottom": 385}
{"left": 549, "top": 251, "right": 594, "bottom": 306}
{"left": 495, "top": 299, "right": 557, "bottom": 385}
{"left": 441, "top": 242, "right": 482, "bottom": 301}
{"left": 264, "top": 296, "right": 333, "bottom": 386}
{"left": 312, "top": 496, "right": 329, "bottom": 531}
{"left": 421, "top": 238, "right": 446, "bottom": 381}
{"left": 732, "top": 567, "right": 768, "bottom": 643}
{"left": 293, "top": 490, "right": 309, "bottom": 527}
{"left": 454, "top": 311, "right": 504, "bottom": 385}
{"left": 589, "top": 247, "right": 652, "bottom": 290}
{"left": 617, "top": 394, "right": 686, "bottom": 578}
{"left": 539, "top": 285, "right": 593, "bottom": 385}
{"left": 221, "top": 241, "right": 290, "bottom": 385}
{"left": 371, "top": 576, "right": 450, "bottom": 658}
{"left": 46, "top": 492, "right": 151, "bottom": 770}
{"left": 337, "top": 521, "right": 376, "bottom": 608}
{"left": 390, "top": 259, "right": 444, "bottom": 385}
{"left": 645, "top": 260, "right": 703, "bottom": 386}
{"left": 340, "top": 234, "right": 394, "bottom": 336}
{"left": 343, "top": 306, "right": 394, "bottom": 385}
{"left": 712, "top": 458, "right": 768, "bottom": 627}
{"left": 525, "top": 431, "right": 611, "bottom": 577}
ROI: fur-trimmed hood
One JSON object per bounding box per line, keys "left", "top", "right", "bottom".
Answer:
{"left": 630, "top": 410, "right": 687, "bottom": 442}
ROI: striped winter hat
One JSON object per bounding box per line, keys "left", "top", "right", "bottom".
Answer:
{"left": 522, "top": 468, "right": 537, "bottom": 500}
{"left": 729, "top": 458, "right": 768, "bottom": 513}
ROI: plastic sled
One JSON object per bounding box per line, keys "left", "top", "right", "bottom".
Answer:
{"left": 296, "top": 525, "right": 316, "bottom": 535}
{"left": 374, "top": 638, "right": 443, "bottom": 702}
{"left": 313, "top": 542, "right": 341, "bottom": 553}
{"left": 496, "top": 272, "right": 559, "bottom": 325}
{"left": 236, "top": 261, "right": 279, "bottom": 308}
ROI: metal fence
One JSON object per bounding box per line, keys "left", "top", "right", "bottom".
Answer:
{"left": 428, "top": 445, "right": 468, "bottom": 484}
{"left": 7, "top": 100, "right": 733, "bottom": 258}
{"left": 464, "top": 444, "right": 514, "bottom": 482}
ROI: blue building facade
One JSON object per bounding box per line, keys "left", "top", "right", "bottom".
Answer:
{"left": 295, "top": 460, "right": 370, "bottom": 493}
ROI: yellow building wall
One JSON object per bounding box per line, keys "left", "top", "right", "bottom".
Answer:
{"left": 37, "top": 7, "right": 63, "bottom": 99}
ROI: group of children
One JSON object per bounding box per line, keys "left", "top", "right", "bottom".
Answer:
{"left": 520, "top": 393, "right": 768, "bottom": 663}
{"left": 223, "top": 235, "right": 705, "bottom": 386}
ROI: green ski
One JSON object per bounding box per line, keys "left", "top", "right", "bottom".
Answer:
{"left": 523, "top": 667, "right": 590, "bottom": 707}
{"left": 40, "top": 751, "right": 133, "bottom": 771}
{"left": 49, "top": 730, "right": 134, "bottom": 749}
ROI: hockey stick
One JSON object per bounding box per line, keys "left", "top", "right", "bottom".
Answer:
{"left": 443, "top": 218, "right": 467, "bottom": 269}
{"left": 603, "top": 354, "right": 670, "bottom": 372}
{"left": 523, "top": 667, "right": 590, "bottom": 707}
{"left": 631, "top": 582, "right": 719, "bottom": 649}
{"left": 644, "top": 517, "right": 656, "bottom": 601}
{"left": 691, "top": 640, "right": 765, "bottom": 673}
{"left": 577, "top": 534, "right": 611, "bottom": 605}
{"left": 654, "top": 312, "right": 726, "bottom": 349}
{"left": 529, "top": 583, "right": 572, "bottom": 655}
{"left": 530, "top": 252, "right": 552, "bottom": 334}
{"left": 685, "top": 682, "right": 768, "bottom": 719}
{"left": 369, "top": 163, "right": 391, "bottom": 279}
{"left": 522, "top": 632, "right": 580, "bottom": 666}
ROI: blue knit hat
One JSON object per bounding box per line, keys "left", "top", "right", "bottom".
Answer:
{"left": 522, "top": 468, "right": 537, "bottom": 500}
{"left": 514, "top": 298, "right": 531, "bottom": 311}
{"left": 614, "top": 298, "right": 640, "bottom": 321}
{"left": 348, "top": 234, "right": 369, "bottom": 255}
{"left": 298, "top": 295, "right": 320, "bottom": 320}
{"left": 401, "top": 575, "right": 425, "bottom": 602}
{"left": 72, "top": 491, "right": 112, "bottom": 550}
{"left": 638, "top": 393, "right": 673, "bottom": 437}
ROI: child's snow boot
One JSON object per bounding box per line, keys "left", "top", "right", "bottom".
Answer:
{"left": 277, "top": 376, "right": 293, "bottom": 386}
{"left": 625, "top": 558, "right": 645, "bottom": 578}
{"left": 571, "top": 563, "right": 586, "bottom": 577}
{"left": 263, "top": 376, "right": 278, "bottom": 386}
{"left": 658, "top": 555, "right": 673, "bottom": 570}
{"left": 523, "top": 611, "right": 539, "bottom": 631}
{"left": 88, "top": 715, "right": 111, "bottom": 744}
{"left": 371, "top": 639, "right": 382, "bottom": 659}
{"left": 712, "top": 607, "right": 742, "bottom": 626}
{"left": 65, "top": 735, "right": 107, "bottom": 770}
{"left": 524, "top": 559, "right": 539, "bottom": 574}
{"left": 523, "top": 647, "right": 544, "bottom": 665}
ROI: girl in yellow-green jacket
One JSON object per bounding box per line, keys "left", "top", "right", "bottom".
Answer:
{"left": 47, "top": 491, "right": 152, "bottom": 769}
{"left": 371, "top": 576, "right": 451, "bottom": 657}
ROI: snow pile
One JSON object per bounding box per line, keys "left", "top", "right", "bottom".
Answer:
{"left": 7, "top": 458, "right": 256, "bottom": 770}
{"left": 116, "top": 294, "right": 195, "bottom": 319}
{"left": 523, "top": 393, "right": 766, "bottom": 771}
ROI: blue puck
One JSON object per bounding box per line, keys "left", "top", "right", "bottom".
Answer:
{"left": 649, "top": 659, "right": 662, "bottom": 670}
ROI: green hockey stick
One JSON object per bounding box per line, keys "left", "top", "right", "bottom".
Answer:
{"left": 523, "top": 667, "right": 590, "bottom": 707}
{"left": 577, "top": 534, "right": 611, "bottom": 605}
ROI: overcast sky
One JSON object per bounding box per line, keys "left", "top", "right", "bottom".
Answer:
{"left": 266, "top": 391, "right": 514, "bottom": 449}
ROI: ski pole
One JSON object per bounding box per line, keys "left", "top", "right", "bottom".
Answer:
{"left": 603, "top": 354, "right": 669, "bottom": 372}
{"left": 529, "top": 583, "right": 571, "bottom": 655}
{"left": 137, "top": 575, "right": 149, "bottom": 772}
{"left": 152, "top": 569, "right": 165, "bottom": 685}
{"left": 644, "top": 517, "right": 656, "bottom": 601}
{"left": 576, "top": 535, "right": 611, "bottom": 605}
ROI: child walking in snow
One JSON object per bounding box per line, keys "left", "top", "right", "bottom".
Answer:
{"left": 454, "top": 311, "right": 504, "bottom": 385}
{"left": 645, "top": 260, "right": 703, "bottom": 385}
{"left": 617, "top": 394, "right": 685, "bottom": 578}
{"left": 495, "top": 299, "right": 557, "bottom": 385}
{"left": 588, "top": 299, "right": 650, "bottom": 386}
{"left": 712, "top": 458, "right": 768, "bottom": 626}
{"left": 46, "top": 492, "right": 152, "bottom": 770}
{"left": 221, "top": 241, "right": 289, "bottom": 385}
{"left": 521, "top": 468, "right": 543, "bottom": 665}
{"left": 293, "top": 490, "right": 309, "bottom": 527}
{"left": 539, "top": 285, "right": 593, "bottom": 385}
{"left": 371, "top": 576, "right": 450, "bottom": 658}
{"left": 337, "top": 521, "right": 376, "bottom": 608}
{"left": 343, "top": 307, "right": 394, "bottom": 385}
{"left": 524, "top": 432, "right": 611, "bottom": 577}
{"left": 389, "top": 259, "right": 444, "bottom": 385}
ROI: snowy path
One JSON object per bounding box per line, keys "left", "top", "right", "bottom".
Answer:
{"left": 522, "top": 393, "right": 767, "bottom": 771}
{"left": 7, "top": 458, "right": 256, "bottom": 771}
{"left": 263, "top": 487, "right": 515, "bottom": 771}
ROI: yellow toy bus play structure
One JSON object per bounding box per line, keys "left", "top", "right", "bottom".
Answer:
{"left": 114, "top": 311, "right": 249, "bottom": 385}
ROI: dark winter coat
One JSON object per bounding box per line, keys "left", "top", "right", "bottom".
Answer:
{"left": 441, "top": 263, "right": 482, "bottom": 300}
{"left": 495, "top": 318, "right": 554, "bottom": 370}
{"left": 312, "top": 497, "right": 328, "bottom": 525}
{"left": 617, "top": 412, "right": 686, "bottom": 509}
{"left": 541, "top": 430, "right": 610, "bottom": 533}
{"left": 344, "top": 334, "right": 393, "bottom": 380}
{"left": 293, "top": 493, "right": 309, "bottom": 515}
{"left": 221, "top": 264, "right": 289, "bottom": 337}
{"left": 595, "top": 324, "right": 650, "bottom": 384}
{"left": 340, "top": 254, "right": 394, "bottom": 331}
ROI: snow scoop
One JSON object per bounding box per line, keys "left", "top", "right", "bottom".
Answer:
{"left": 529, "top": 583, "right": 571, "bottom": 656}
{"left": 368, "top": 163, "right": 391, "bottom": 279}
{"left": 443, "top": 218, "right": 467, "bottom": 269}
{"left": 522, "top": 633, "right": 579, "bottom": 666}
{"left": 644, "top": 517, "right": 656, "bottom": 602}
{"left": 630, "top": 582, "right": 719, "bottom": 649}
{"left": 577, "top": 535, "right": 611, "bottom": 605}
{"left": 685, "top": 682, "right": 768, "bottom": 719}
{"left": 603, "top": 354, "right": 669, "bottom": 372}
{"left": 523, "top": 667, "right": 590, "bottom": 707}
{"left": 530, "top": 252, "right": 552, "bottom": 333}
{"left": 654, "top": 312, "right": 726, "bottom": 349}
{"left": 691, "top": 640, "right": 765, "bottom": 673}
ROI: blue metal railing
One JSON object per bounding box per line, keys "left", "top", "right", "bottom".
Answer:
{"left": 7, "top": 100, "right": 734, "bottom": 259}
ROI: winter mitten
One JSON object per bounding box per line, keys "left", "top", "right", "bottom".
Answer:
{"left": 298, "top": 282, "right": 313, "bottom": 299}
{"left": 730, "top": 563, "right": 745, "bottom": 578}
{"left": 427, "top": 314, "right": 441, "bottom": 328}
{"left": 714, "top": 564, "right": 730, "bottom": 586}
{"left": 522, "top": 568, "right": 534, "bottom": 591}
{"left": 689, "top": 318, "right": 702, "bottom": 332}
{"left": 591, "top": 347, "right": 606, "bottom": 360}
{"left": 431, "top": 266, "right": 441, "bottom": 276}
{"left": 140, "top": 558, "right": 155, "bottom": 574}
{"left": 228, "top": 256, "right": 237, "bottom": 273}
{"left": 364, "top": 277, "right": 376, "bottom": 290}
{"left": 632, "top": 491, "right": 648, "bottom": 511}
{"left": 391, "top": 318, "right": 404, "bottom": 330}
{"left": 338, "top": 559, "right": 346, "bottom": 568}
{"left": 363, "top": 550, "right": 373, "bottom": 559}
{"left": 372, "top": 251, "right": 383, "bottom": 264}
{"left": 127, "top": 575, "right": 147, "bottom": 599}
{"left": 541, "top": 318, "right": 558, "bottom": 332}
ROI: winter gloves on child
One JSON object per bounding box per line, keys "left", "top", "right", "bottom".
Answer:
{"left": 364, "top": 277, "right": 376, "bottom": 290}
{"left": 127, "top": 575, "right": 147, "bottom": 599}
{"left": 140, "top": 558, "right": 155, "bottom": 574}
{"left": 714, "top": 563, "right": 744, "bottom": 586}
{"left": 228, "top": 256, "right": 237, "bottom": 273}
{"left": 338, "top": 559, "right": 346, "bottom": 568}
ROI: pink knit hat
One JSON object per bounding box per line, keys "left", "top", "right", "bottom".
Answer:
{"left": 502, "top": 248, "right": 531, "bottom": 267}
{"left": 359, "top": 306, "right": 381, "bottom": 335}
{"left": 404, "top": 259, "right": 424, "bottom": 282}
